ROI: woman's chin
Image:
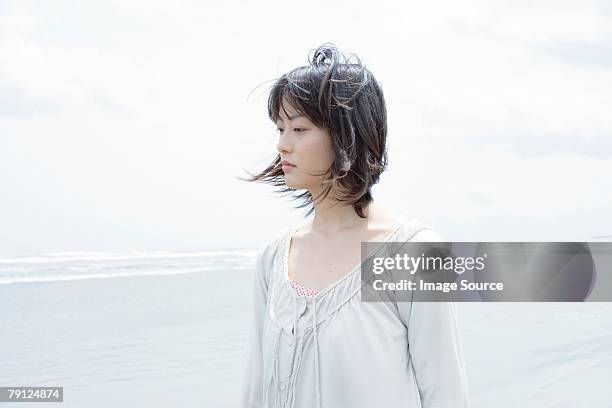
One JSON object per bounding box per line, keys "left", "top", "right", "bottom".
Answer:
{"left": 284, "top": 177, "right": 304, "bottom": 190}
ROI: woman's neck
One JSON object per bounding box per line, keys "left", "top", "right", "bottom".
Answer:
{"left": 310, "top": 199, "right": 370, "bottom": 235}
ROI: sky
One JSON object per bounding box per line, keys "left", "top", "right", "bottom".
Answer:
{"left": 1, "top": 0, "right": 611, "bottom": 256}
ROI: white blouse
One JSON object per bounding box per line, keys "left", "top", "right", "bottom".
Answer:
{"left": 241, "top": 217, "right": 470, "bottom": 408}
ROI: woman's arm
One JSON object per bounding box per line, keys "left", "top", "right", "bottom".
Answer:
{"left": 404, "top": 300, "right": 470, "bottom": 407}
{"left": 241, "top": 244, "right": 270, "bottom": 408}
{"left": 399, "top": 228, "right": 470, "bottom": 407}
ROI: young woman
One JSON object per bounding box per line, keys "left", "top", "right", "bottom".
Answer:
{"left": 241, "top": 43, "right": 469, "bottom": 408}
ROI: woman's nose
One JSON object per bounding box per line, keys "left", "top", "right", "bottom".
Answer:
{"left": 276, "top": 130, "right": 292, "bottom": 154}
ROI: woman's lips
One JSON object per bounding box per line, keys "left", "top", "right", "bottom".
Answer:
{"left": 281, "top": 160, "right": 296, "bottom": 171}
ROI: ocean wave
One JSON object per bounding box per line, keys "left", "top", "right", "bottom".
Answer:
{"left": 0, "top": 266, "right": 216, "bottom": 285}
{"left": 0, "top": 249, "right": 258, "bottom": 264}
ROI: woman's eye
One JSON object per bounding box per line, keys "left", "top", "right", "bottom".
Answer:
{"left": 276, "top": 128, "right": 305, "bottom": 133}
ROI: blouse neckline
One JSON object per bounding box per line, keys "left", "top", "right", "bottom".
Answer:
{"left": 281, "top": 219, "right": 407, "bottom": 300}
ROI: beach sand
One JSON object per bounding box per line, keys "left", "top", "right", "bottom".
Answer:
{"left": 1, "top": 268, "right": 251, "bottom": 408}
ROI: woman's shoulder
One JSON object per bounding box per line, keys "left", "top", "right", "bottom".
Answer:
{"left": 254, "top": 228, "right": 291, "bottom": 279}
{"left": 364, "top": 204, "right": 446, "bottom": 242}
{"left": 257, "top": 228, "right": 290, "bottom": 260}
{"left": 396, "top": 216, "right": 446, "bottom": 242}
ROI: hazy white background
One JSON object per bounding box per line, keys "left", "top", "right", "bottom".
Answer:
{"left": 1, "top": 0, "right": 611, "bottom": 256}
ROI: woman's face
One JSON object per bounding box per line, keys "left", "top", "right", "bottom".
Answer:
{"left": 276, "top": 102, "right": 335, "bottom": 191}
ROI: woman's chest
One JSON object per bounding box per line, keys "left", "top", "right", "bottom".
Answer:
{"left": 286, "top": 227, "right": 399, "bottom": 291}
{"left": 287, "top": 239, "right": 362, "bottom": 291}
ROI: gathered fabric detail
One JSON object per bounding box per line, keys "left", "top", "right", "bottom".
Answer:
{"left": 265, "top": 325, "right": 282, "bottom": 408}
{"left": 286, "top": 334, "right": 304, "bottom": 407}
{"left": 311, "top": 296, "right": 321, "bottom": 408}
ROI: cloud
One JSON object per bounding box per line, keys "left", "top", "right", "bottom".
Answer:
{"left": 380, "top": 1, "right": 612, "bottom": 160}
{"left": 0, "top": 0, "right": 610, "bottom": 254}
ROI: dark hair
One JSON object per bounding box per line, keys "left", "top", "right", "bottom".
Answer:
{"left": 242, "top": 43, "right": 388, "bottom": 218}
